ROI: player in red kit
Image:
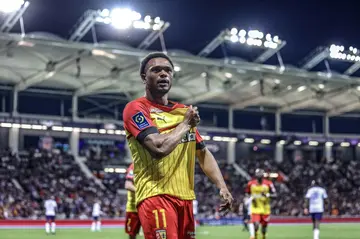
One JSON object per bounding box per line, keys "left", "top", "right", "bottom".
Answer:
{"left": 246, "top": 169, "right": 277, "bottom": 239}
{"left": 123, "top": 52, "right": 234, "bottom": 239}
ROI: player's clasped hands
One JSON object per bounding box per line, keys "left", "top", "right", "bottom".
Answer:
{"left": 184, "top": 105, "right": 201, "bottom": 127}
{"left": 219, "top": 187, "right": 234, "bottom": 216}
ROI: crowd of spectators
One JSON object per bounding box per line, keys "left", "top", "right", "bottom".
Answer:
{"left": 1, "top": 141, "right": 360, "bottom": 220}
{"left": 0, "top": 148, "right": 126, "bottom": 219}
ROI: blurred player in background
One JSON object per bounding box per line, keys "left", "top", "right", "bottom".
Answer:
{"left": 124, "top": 163, "right": 141, "bottom": 239}
{"left": 123, "top": 52, "right": 233, "bottom": 239}
{"left": 304, "top": 180, "right": 328, "bottom": 239}
{"left": 193, "top": 199, "right": 198, "bottom": 229}
{"left": 44, "top": 196, "right": 57, "bottom": 235}
{"left": 91, "top": 200, "right": 102, "bottom": 232}
{"left": 242, "top": 195, "right": 252, "bottom": 232}
{"left": 246, "top": 169, "right": 277, "bottom": 239}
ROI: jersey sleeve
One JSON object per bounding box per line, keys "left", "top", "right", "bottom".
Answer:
{"left": 123, "top": 101, "right": 159, "bottom": 142}
{"left": 195, "top": 129, "right": 206, "bottom": 150}
{"left": 323, "top": 189, "right": 328, "bottom": 199}
{"left": 305, "top": 189, "right": 311, "bottom": 198}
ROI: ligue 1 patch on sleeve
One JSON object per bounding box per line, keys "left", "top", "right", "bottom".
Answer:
{"left": 132, "top": 111, "right": 150, "bottom": 130}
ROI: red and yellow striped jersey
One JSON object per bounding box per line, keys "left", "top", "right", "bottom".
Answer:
{"left": 125, "top": 163, "right": 137, "bottom": 212}
{"left": 123, "top": 97, "right": 205, "bottom": 205}
{"left": 245, "top": 179, "right": 275, "bottom": 215}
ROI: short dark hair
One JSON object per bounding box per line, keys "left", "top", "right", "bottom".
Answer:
{"left": 139, "top": 52, "right": 174, "bottom": 75}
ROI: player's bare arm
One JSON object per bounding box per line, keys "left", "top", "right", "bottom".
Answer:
{"left": 196, "top": 147, "right": 234, "bottom": 213}
{"left": 304, "top": 198, "right": 310, "bottom": 215}
{"left": 266, "top": 184, "right": 278, "bottom": 198}
{"left": 125, "top": 180, "right": 136, "bottom": 192}
{"left": 141, "top": 106, "right": 198, "bottom": 159}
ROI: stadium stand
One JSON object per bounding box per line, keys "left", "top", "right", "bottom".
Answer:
{"left": 2, "top": 140, "right": 360, "bottom": 219}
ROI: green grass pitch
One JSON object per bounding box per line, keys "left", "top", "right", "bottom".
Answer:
{"left": 1, "top": 224, "right": 359, "bottom": 239}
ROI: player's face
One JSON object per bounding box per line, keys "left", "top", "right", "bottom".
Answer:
{"left": 142, "top": 58, "right": 173, "bottom": 95}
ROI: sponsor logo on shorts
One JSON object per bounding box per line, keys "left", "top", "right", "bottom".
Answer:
{"left": 187, "top": 231, "right": 196, "bottom": 238}
{"left": 155, "top": 229, "right": 167, "bottom": 239}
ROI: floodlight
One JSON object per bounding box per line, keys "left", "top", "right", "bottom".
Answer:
{"left": 244, "top": 138, "right": 255, "bottom": 143}
{"left": 95, "top": 8, "right": 164, "bottom": 30}
{"left": 230, "top": 35, "right": 238, "bottom": 43}
{"left": 230, "top": 27, "right": 238, "bottom": 35}
{"left": 225, "top": 28, "right": 282, "bottom": 50}
{"left": 308, "top": 141, "right": 318, "bottom": 146}
{"left": 294, "top": 140, "right": 302, "bottom": 145}
{"left": 109, "top": 8, "right": 141, "bottom": 29}
{"left": 329, "top": 44, "right": 360, "bottom": 62}
{"left": 0, "top": 0, "right": 26, "bottom": 13}
{"left": 325, "top": 142, "right": 333, "bottom": 147}
{"left": 297, "top": 85, "right": 306, "bottom": 92}
{"left": 239, "top": 37, "right": 246, "bottom": 44}
{"left": 260, "top": 139, "right": 271, "bottom": 144}
{"left": 100, "top": 9, "right": 110, "bottom": 17}
{"left": 201, "top": 72, "right": 208, "bottom": 78}
{"left": 198, "top": 26, "right": 286, "bottom": 63}
{"left": 238, "top": 29, "right": 246, "bottom": 37}
{"left": 70, "top": 7, "right": 169, "bottom": 51}
{"left": 224, "top": 72, "right": 232, "bottom": 78}
{"left": 340, "top": 142, "right": 350, "bottom": 147}
{"left": 154, "top": 17, "right": 161, "bottom": 24}
{"left": 144, "top": 15, "right": 151, "bottom": 23}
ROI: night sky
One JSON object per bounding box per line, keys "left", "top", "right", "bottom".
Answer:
{"left": 21, "top": 0, "right": 360, "bottom": 69}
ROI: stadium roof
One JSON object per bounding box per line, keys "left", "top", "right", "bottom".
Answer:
{"left": 2, "top": 32, "right": 360, "bottom": 117}
{"left": 1, "top": 2, "right": 360, "bottom": 117}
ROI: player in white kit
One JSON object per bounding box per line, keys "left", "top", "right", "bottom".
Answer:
{"left": 304, "top": 180, "right": 328, "bottom": 239}
{"left": 193, "top": 199, "right": 198, "bottom": 228}
{"left": 242, "top": 195, "right": 252, "bottom": 232}
{"left": 44, "top": 196, "right": 57, "bottom": 235}
{"left": 91, "top": 200, "right": 102, "bottom": 232}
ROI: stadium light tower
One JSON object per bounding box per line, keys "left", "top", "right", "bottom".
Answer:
{"left": 301, "top": 44, "right": 360, "bottom": 75}
{"left": 198, "top": 27, "right": 286, "bottom": 65}
{"left": 69, "top": 8, "right": 169, "bottom": 50}
{"left": 329, "top": 44, "right": 360, "bottom": 75}
{"left": 0, "top": 0, "right": 30, "bottom": 34}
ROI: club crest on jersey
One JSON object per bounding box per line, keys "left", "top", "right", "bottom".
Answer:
{"left": 155, "top": 229, "right": 167, "bottom": 239}
{"left": 132, "top": 112, "right": 150, "bottom": 130}
{"left": 181, "top": 131, "right": 196, "bottom": 143}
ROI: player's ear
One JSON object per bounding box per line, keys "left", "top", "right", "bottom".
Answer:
{"left": 141, "top": 73, "right": 146, "bottom": 84}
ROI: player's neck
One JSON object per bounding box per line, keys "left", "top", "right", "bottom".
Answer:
{"left": 145, "top": 91, "right": 169, "bottom": 105}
